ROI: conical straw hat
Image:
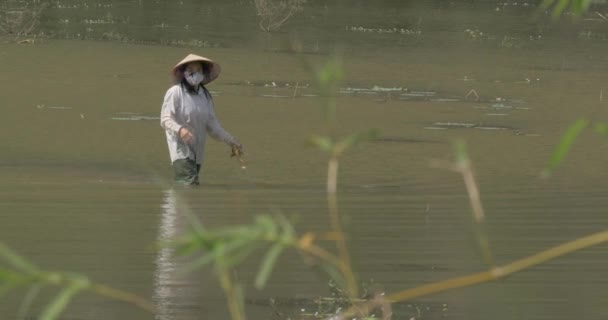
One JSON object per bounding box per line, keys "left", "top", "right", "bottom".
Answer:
{"left": 171, "top": 53, "right": 221, "bottom": 85}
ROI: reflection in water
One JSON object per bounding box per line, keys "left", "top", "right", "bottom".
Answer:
{"left": 154, "top": 189, "right": 202, "bottom": 320}
{"left": 154, "top": 189, "right": 179, "bottom": 319}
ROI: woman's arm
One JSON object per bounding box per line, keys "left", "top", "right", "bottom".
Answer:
{"left": 160, "top": 86, "right": 183, "bottom": 134}
{"left": 206, "top": 101, "right": 241, "bottom": 147}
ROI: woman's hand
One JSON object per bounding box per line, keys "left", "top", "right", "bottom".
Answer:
{"left": 230, "top": 142, "right": 246, "bottom": 168}
{"left": 230, "top": 142, "right": 244, "bottom": 157}
{"left": 179, "top": 127, "right": 194, "bottom": 144}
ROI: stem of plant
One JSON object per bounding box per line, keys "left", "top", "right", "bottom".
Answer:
{"left": 217, "top": 267, "right": 244, "bottom": 320}
{"left": 335, "top": 229, "right": 608, "bottom": 320}
{"left": 455, "top": 141, "right": 494, "bottom": 267}
{"left": 91, "top": 284, "right": 155, "bottom": 313}
{"left": 327, "top": 156, "right": 358, "bottom": 297}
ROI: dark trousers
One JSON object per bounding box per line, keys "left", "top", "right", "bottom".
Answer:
{"left": 172, "top": 158, "right": 201, "bottom": 185}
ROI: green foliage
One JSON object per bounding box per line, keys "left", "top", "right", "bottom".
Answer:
{"left": 315, "top": 57, "right": 344, "bottom": 95}
{"left": 309, "top": 129, "right": 379, "bottom": 156}
{"left": 0, "top": 243, "right": 90, "bottom": 320}
{"left": 333, "top": 129, "right": 380, "bottom": 156}
{"left": 0, "top": 243, "right": 152, "bottom": 319}
{"left": 542, "top": 118, "right": 589, "bottom": 177}
{"left": 541, "top": 0, "right": 593, "bottom": 17}
{"left": 309, "top": 135, "right": 334, "bottom": 152}
{"left": 453, "top": 139, "right": 469, "bottom": 165}
{"left": 40, "top": 281, "right": 87, "bottom": 320}
{"left": 167, "top": 214, "right": 296, "bottom": 289}
{"left": 595, "top": 122, "right": 608, "bottom": 136}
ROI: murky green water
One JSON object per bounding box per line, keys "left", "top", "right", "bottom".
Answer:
{"left": 1, "top": 1, "right": 608, "bottom": 319}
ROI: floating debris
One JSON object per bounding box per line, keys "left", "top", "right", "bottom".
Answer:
{"left": 490, "top": 103, "right": 513, "bottom": 109}
{"left": 434, "top": 122, "right": 477, "bottom": 128}
{"left": 456, "top": 75, "right": 475, "bottom": 81}
{"left": 226, "top": 80, "right": 310, "bottom": 88}
{"left": 485, "top": 113, "right": 510, "bottom": 116}
{"left": 475, "top": 126, "right": 509, "bottom": 130}
{"left": 36, "top": 105, "right": 73, "bottom": 110}
{"left": 48, "top": 106, "right": 72, "bottom": 110}
{"left": 400, "top": 91, "right": 436, "bottom": 97}
{"left": 431, "top": 98, "right": 460, "bottom": 102}
{"left": 260, "top": 94, "right": 290, "bottom": 98}
{"left": 465, "top": 89, "right": 479, "bottom": 101}
{"left": 432, "top": 122, "right": 516, "bottom": 131}
{"left": 111, "top": 115, "right": 159, "bottom": 121}
{"left": 346, "top": 26, "right": 421, "bottom": 35}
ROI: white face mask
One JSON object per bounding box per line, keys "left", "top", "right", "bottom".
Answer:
{"left": 184, "top": 71, "right": 205, "bottom": 86}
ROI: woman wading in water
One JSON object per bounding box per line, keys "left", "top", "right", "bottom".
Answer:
{"left": 160, "top": 54, "right": 243, "bottom": 185}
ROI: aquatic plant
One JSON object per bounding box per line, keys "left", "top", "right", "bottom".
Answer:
{"left": 0, "top": 243, "right": 154, "bottom": 320}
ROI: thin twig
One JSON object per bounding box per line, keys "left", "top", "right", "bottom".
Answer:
{"left": 327, "top": 157, "right": 358, "bottom": 297}
{"left": 292, "top": 81, "right": 299, "bottom": 99}
{"left": 335, "top": 230, "right": 608, "bottom": 320}
{"left": 457, "top": 158, "right": 484, "bottom": 224}
{"left": 465, "top": 89, "right": 480, "bottom": 101}
{"left": 218, "top": 268, "right": 245, "bottom": 320}
{"left": 91, "top": 284, "right": 156, "bottom": 313}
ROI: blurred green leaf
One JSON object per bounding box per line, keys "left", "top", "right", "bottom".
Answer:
{"left": 454, "top": 139, "right": 469, "bottom": 164}
{"left": 255, "top": 215, "right": 278, "bottom": 237}
{"left": 334, "top": 129, "right": 379, "bottom": 156}
{"left": 543, "top": 118, "right": 589, "bottom": 177}
{"left": 0, "top": 269, "right": 32, "bottom": 297}
{"left": 0, "top": 281, "right": 19, "bottom": 298}
{"left": 234, "top": 282, "right": 245, "bottom": 315}
{"left": 275, "top": 214, "right": 295, "bottom": 240}
{"left": 316, "top": 58, "right": 344, "bottom": 91}
{"left": 319, "top": 263, "right": 347, "bottom": 293}
{"left": 179, "top": 236, "right": 253, "bottom": 275}
{"left": 18, "top": 284, "right": 43, "bottom": 319}
{"left": 572, "top": 0, "right": 592, "bottom": 15}
{"left": 309, "top": 135, "right": 334, "bottom": 152}
{"left": 595, "top": 122, "right": 608, "bottom": 136}
{"left": 254, "top": 243, "right": 285, "bottom": 289}
{"left": 40, "top": 285, "right": 82, "bottom": 320}
{"left": 222, "top": 242, "right": 262, "bottom": 268}
{"left": 0, "top": 243, "right": 39, "bottom": 273}
{"left": 0, "top": 268, "right": 13, "bottom": 280}
{"left": 541, "top": 0, "right": 593, "bottom": 17}
{"left": 171, "top": 233, "right": 206, "bottom": 257}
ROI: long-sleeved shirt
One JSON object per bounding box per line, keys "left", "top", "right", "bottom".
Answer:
{"left": 160, "top": 84, "right": 238, "bottom": 164}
